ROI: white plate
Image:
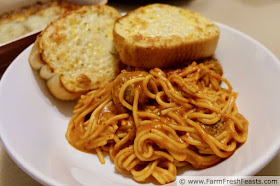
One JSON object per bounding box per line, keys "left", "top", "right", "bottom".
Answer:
{"left": 0, "top": 23, "right": 280, "bottom": 186}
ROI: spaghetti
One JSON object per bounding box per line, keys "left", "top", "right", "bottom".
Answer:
{"left": 66, "top": 61, "right": 248, "bottom": 184}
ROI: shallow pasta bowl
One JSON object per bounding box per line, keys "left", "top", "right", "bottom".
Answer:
{"left": 0, "top": 22, "right": 280, "bottom": 186}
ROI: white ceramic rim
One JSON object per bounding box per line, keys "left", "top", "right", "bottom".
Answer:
{"left": 0, "top": 22, "right": 279, "bottom": 186}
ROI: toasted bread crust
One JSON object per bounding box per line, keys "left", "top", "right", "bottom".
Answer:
{"left": 113, "top": 4, "right": 220, "bottom": 69}
{"left": 29, "top": 5, "right": 121, "bottom": 100}
{"left": 29, "top": 40, "right": 82, "bottom": 100}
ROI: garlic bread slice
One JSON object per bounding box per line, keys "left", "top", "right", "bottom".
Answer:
{"left": 113, "top": 3, "right": 220, "bottom": 69}
{"left": 29, "top": 5, "right": 122, "bottom": 100}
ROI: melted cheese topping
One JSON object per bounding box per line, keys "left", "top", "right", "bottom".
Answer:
{"left": 40, "top": 6, "right": 121, "bottom": 92}
{"left": 116, "top": 4, "right": 217, "bottom": 40}
{"left": 133, "top": 8, "right": 195, "bottom": 37}
{"left": 0, "top": 2, "right": 79, "bottom": 45}
{"left": 0, "top": 22, "right": 29, "bottom": 43}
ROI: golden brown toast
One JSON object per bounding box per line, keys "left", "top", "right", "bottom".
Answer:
{"left": 29, "top": 5, "right": 122, "bottom": 100}
{"left": 113, "top": 3, "right": 220, "bottom": 69}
